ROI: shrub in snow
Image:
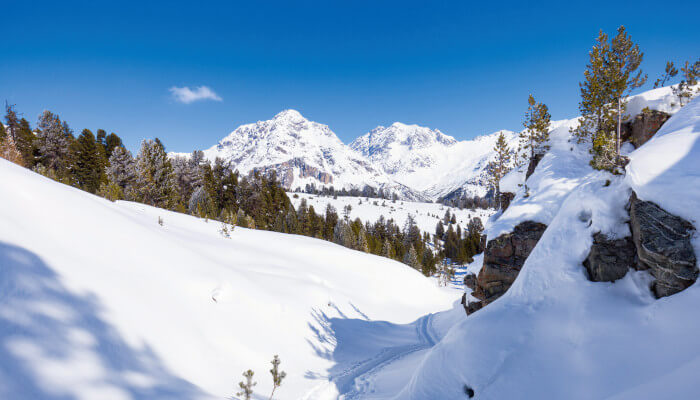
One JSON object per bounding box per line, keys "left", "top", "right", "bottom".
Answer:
{"left": 269, "top": 355, "right": 286, "bottom": 400}
{"left": 237, "top": 369, "right": 256, "bottom": 400}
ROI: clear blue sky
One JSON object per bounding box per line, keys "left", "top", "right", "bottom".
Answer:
{"left": 1, "top": 0, "right": 698, "bottom": 153}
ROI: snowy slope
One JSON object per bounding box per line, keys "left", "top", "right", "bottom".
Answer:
{"left": 0, "top": 158, "right": 458, "bottom": 400}
{"left": 288, "top": 192, "right": 492, "bottom": 237}
{"left": 350, "top": 95, "right": 700, "bottom": 399}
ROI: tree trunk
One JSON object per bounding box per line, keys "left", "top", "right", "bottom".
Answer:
{"left": 616, "top": 96, "right": 622, "bottom": 161}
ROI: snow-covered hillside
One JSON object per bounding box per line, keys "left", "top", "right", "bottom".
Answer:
{"left": 288, "top": 192, "right": 492, "bottom": 237}
{"left": 0, "top": 158, "right": 458, "bottom": 400}
{"left": 346, "top": 94, "right": 700, "bottom": 399}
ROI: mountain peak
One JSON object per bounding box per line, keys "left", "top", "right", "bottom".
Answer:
{"left": 273, "top": 109, "right": 305, "bottom": 123}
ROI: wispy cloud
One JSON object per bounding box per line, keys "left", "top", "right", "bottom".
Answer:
{"left": 169, "top": 85, "right": 222, "bottom": 104}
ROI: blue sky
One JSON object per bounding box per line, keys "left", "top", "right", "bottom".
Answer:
{"left": 1, "top": 1, "right": 698, "bottom": 153}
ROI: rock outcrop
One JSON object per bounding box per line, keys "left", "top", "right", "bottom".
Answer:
{"left": 499, "top": 192, "right": 515, "bottom": 211}
{"left": 468, "top": 221, "right": 547, "bottom": 313}
{"left": 525, "top": 152, "right": 544, "bottom": 180}
{"left": 629, "top": 193, "right": 697, "bottom": 298}
{"left": 583, "top": 233, "right": 636, "bottom": 282}
{"left": 621, "top": 110, "right": 671, "bottom": 148}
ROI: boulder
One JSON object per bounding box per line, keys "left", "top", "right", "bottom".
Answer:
{"left": 471, "top": 221, "right": 547, "bottom": 307}
{"left": 629, "top": 193, "right": 697, "bottom": 298}
{"left": 583, "top": 233, "right": 636, "bottom": 282}
{"left": 499, "top": 192, "right": 515, "bottom": 211}
{"left": 621, "top": 110, "right": 671, "bottom": 148}
{"left": 463, "top": 273, "right": 477, "bottom": 290}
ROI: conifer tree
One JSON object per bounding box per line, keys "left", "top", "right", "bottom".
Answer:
{"left": 237, "top": 370, "right": 256, "bottom": 400}
{"left": 104, "top": 133, "right": 123, "bottom": 159}
{"left": 268, "top": 355, "right": 286, "bottom": 400}
{"left": 520, "top": 94, "right": 552, "bottom": 162}
{"left": 487, "top": 131, "right": 512, "bottom": 209}
{"left": 0, "top": 134, "right": 24, "bottom": 166}
{"left": 70, "top": 129, "right": 105, "bottom": 193}
{"left": 5, "top": 104, "right": 35, "bottom": 166}
{"left": 672, "top": 59, "right": 700, "bottom": 107}
{"left": 36, "top": 110, "right": 72, "bottom": 177}
{"left": 653, "top": 61, "right": 678, "bottom": 88}
{"left": 403, "top": 245, "right": 419, "bottom": 269}
{"left": 607, "top": 26, "right": 646, "bottom": 163}
{"left": 135, "top": 139, "right": 180, "bottom": 209}
{"left": 106, "top": 146, "right": 137, "bottom": 196}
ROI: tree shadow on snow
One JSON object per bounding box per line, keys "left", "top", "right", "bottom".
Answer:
{"left": 0, "top": 241, "right": 206, "bottom": 399}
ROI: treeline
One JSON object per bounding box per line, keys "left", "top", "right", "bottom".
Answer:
{"left": 294, "top": 182, "right": 401, "bottom": 201}
{"left": 0, "top": 105, "right": 485, "bottom": 276}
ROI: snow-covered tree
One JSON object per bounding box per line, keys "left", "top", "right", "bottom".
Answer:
{"left": 403, "top": 245, "right": 419, "bottom": 269}
{"left": 106, "top": 146, "right": 137, "bottom": 196}
{"left": 0, "top": 134, "right": 24, "bottom": 166}
{"left": 36, "top": 110, "right": 72, "bottom": 176}
{"left": 672, "top": 59, "right": 700, "bottom": 107}
{"left": 135, "top": 139, "right": 179, "bottom": 209}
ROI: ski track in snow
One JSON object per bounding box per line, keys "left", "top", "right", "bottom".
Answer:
{"left": 335, "top": 313, "right": 436, "bottom": 400}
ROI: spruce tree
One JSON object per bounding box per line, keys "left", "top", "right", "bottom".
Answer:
{"left": 104, "top": 133, "right": 123, "bottom": 159}
{"left": 403, "top": 245, "right": 419, "bottom": 269}
{"left": 106, "top": 146, "right": 137, "bottom": 195}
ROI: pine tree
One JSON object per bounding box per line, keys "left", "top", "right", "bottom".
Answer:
{"left": 403, "top": 245, "right": 419, "bottom": 269}
{"left": 237, "top": 370, "right": 256, "bottom": 400}
{"left": 487, "top": 131, "right": 512, "bottom": 209}
{"left": 135, "top": 139, "right": 180, "bottom": 209}
{"left": 5, "top": 104, "right": 35, "bottom": 166}
{"left": 106, "top": 146, "right": 137, "bottom": 196}
{"left": 268, "top": 355, "right": 286, "bottom": 400}
{"left": 572, "top": 30, "right": 614, "bottom": 146}
{"left": 381, "top": 238, "right": 394, "bottom": 258}
{"left": 607, "top": 26, "right": 646, "bottom": 165}
{"left": 653, "top": 61, "right": 678, "bottom": 88}
{"left": 36, "top": 110, "right": 72, "bottom": 177}
{"left": 70, "top": 129, "right": 105, "bottom": 193}
{"left": 104, "top": 133, "right": 123, "bottom": 159}
{"left": 672, "top": 59, "right": 700, "bottom": 107}
{"left": 357, "top": 227, "right": 369, "bottom": 252}
{"left": 520, "top": 94, "right": 552, "bottom": 162}
{"left": 573, "top": 26, "right": 646, "bottom": 172}
{"left": 0, "top": 134, "right": 24, "bottom": 166}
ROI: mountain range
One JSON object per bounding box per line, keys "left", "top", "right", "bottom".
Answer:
{"left": 174, "top": 109, "right": 520, "bottom": 201}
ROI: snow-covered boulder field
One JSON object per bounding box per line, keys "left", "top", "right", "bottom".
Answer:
{"left": 394, "top": 97, "right": 700, "bottom": 399}
{"left": 0, "top": 158, "right": 457, "bottom": 399}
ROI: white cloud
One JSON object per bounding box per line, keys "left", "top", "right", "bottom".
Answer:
{"left": 169, "top": 85, "right": 222, "bottom": 104}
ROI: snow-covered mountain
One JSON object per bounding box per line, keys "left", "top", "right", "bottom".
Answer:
{"left": 352, "top": 124, "right": 521, "bottom": 200}
{"left": 198, "top": 110, "right": 426, "bottom": 201}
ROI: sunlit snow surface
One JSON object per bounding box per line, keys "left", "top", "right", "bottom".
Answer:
{"left": 0, "top": 159, "right": 458, "bottom": 399}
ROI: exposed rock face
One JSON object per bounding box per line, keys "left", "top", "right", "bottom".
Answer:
{"left": 463, "top": 273, "right": 477, "bottom": 290}
{"left": 629, "top": 193, "right": 697, "bottom": 298}
{"left": 621, "top": 110, "right": 671, "bottom": 148}
{"left": 583, "top": 233, "right": 636, "bottom": 282}
{"left": 469, "top": 221, "right": 547, "bottom": 313}
{"left": 525, "top": 153, "right": 544, "bottom": 180}
{"left": 253, "top": 158, "right": 334, "bottom": 188}
{"left": 499, "top": 192, "right": 515, "bottom": 211}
